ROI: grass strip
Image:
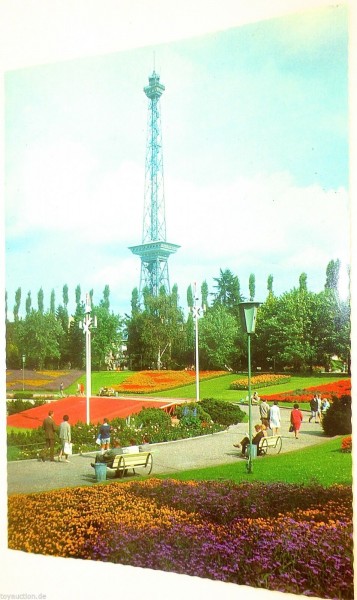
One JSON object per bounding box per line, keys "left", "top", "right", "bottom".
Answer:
{"left": 156, "top": 437, "right": 351, "bottom": 487}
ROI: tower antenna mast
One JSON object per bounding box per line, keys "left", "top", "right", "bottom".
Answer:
{"left": 129, "top": 70, "right": 179, "bottom": 297}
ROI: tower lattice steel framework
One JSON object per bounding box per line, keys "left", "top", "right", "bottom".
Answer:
{"left": 129, "top": 71, "right": 179, "bottom": 297}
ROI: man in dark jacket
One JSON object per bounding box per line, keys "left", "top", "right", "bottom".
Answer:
{"left": 42, "top": 410, "right": 57, "bottom": 462}
{"left": 309, "top": 395, "right": 319, "bottom": 423}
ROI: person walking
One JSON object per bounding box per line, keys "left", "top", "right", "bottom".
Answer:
{"left": 259, "top": 398, "right": 270, "bottom": 429}
{"left": 41, "top": 410, "right": 57, "bottom": 462}
{"left": 269, "top": 401, "right": 281, "bottom": 435}
{"left": 58, "top": 414, "right": 71, "bottom": 462}
{"left": 309, "top": 395, "right": 319, "bottom": 423}
{"left": 98, "top": 418, "right": 111, "bottom": 452}
{"left": 290, "top": 403, "right": 303, "bottom": 439}
{"left": 316, "top": 394, "right": 322, "bottom": 424}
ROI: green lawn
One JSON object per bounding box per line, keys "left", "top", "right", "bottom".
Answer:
{"left": 65, "top": 370, "right": 133, "bottom": 395}
{"left": 157, "top": 437, "right": 352, "bottom": 487}
{"left": 150, "top": 373, "right": 346, "bottom": 404}
{"left": 63, "top": 372, "right": 348, "bottom": 412}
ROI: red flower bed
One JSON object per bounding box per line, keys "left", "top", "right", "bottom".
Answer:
{"left": 263, "top": 379, "right": 351, "bottom": 403}
{"left": 7, "top": 396, "right": 171, "bottom": 429}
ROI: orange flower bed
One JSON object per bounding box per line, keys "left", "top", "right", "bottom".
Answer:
{"left": 230, "top": 374, "right": 290, "bottom": 390}
{"left": 113, "top": 370, "right": 226, "bottom": 393}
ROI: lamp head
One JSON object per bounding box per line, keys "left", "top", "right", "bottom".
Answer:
{"left": 238, "top": 301, "right": 262, "bottom": 334}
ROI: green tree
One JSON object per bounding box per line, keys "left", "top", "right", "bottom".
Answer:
{"left": 325, "top": 259, "right": 340, "bottom": 290}
{"left": 267, "top": 274, "right": 274, "bottom": 296}
{"left": 56, "top": 305, "right": 70, "bottom": 367}
{"left": 187, "top": 285, "right": 194, "bottom": 310}
{"left": 67, "top": 301, "right": 85, "bottom": 369}
{"left": 130, "top": 288, "right": 140, "bottom": 316}
{"left": 50, "top": 289, "right": 56, "bottom": 314}
{"left": 127, "top": 289, "right": 185, "bottom": 370}
{"left": 37, "top": 287, "right": 44, "bottom": 314}
{"left": 299, "top": 273, "right": 308, "bottom": 292}
{"left": 212, "top": 268, "right": 242, "bottom": 316}
{"left": 75, "top": 285, "right": 81, "bottom": 307}
{"left": 13, "top": 287, "right": 21, "bottom": 321}
{"left": 102, "top": 285, "right": 110, "bottom": 310}
{"left": 25, "top": 291, "right": 32, "bottom": 316}
{"left": 62, "top": 284, "right": 69, "bottom": 309}
{"left": 19, "top": 311, "right": 64, "bottom": 369}
{"left": 201, "top": 280, "right": 209, "bottom": 309}
{"left": 249, "top": 273, "right": 256, "bottom": 301}
{"left": 199, "top": 304, "right": 238, "bottom": 369}
{"left": 91, "top": 303, "right": 123, "bottom": 370}
{"left": 6, "top": 320, "right": 24, "bottom": 368}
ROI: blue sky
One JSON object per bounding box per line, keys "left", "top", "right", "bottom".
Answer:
{"left": 4, "top": 4, "right": 349, "bottom": 319}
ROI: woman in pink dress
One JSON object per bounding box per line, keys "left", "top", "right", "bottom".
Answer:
{"left": 290, "top": 403, "right": 303, "bottom": 439}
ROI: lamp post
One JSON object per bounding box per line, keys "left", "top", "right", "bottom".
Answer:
{"left": 22, "top": 355, "right": 25, "bottom": 391}
{"left": 238, "top": 301, "right": 262, "bottom": 474}
{"left": 79, "top": 293, "right": 97, "bottom": 425}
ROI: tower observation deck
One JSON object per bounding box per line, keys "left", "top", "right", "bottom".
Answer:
{"left": 129, "top": 71, "right": 180, "bottom": 298}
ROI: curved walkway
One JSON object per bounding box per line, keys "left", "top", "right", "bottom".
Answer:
{"left": 7, "top": 405, "right": 329, "bottom": 495}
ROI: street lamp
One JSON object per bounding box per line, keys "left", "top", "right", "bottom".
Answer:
{"left": 22, "top": 355, "right": 26, "bottom": 391}
{"left": 79, "top": 293, "right": 97, "bottom": 425}
{"left": 238, "top": 301, "right": 262, "bottom": 474}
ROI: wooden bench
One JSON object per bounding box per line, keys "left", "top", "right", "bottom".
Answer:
{"left": 106, "top": 452, "right": 153, "bottom": 478}
{"left": 258, "top": 435, "right": 282, "bottom": 455}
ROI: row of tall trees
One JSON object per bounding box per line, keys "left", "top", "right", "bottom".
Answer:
{"left": 5, "top": 260, "right": 351, "bottom": 373}
{"left": 6, "top": 285, "right": 124, "bottom": 370}
{"left": 127, "top": 260, "right": 350, "bottom": 373}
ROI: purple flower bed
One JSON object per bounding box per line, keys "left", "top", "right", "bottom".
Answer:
{"left": 85, "top": 480, "right": 353, "bottom": 598}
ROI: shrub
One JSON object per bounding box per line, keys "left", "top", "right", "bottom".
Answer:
{"left": 7, "top": 398, "right": 46, "bottom": 415}
{"left": 132, "top": 407, "right": 172, "bottom": 429}
{"left": 199, "top": 398, "right": 246, "bottom": 427}
{"left": 322, "top": 395, "right": 352, "bottom": 436}
{"left": 174, "top": 402, "right": 211, "bottom": 423}
{"left": 13, "top": 392, "right": 34, "bottom": 400}
{"left": 341, "top": 436, "right": 352, "bottom": 453}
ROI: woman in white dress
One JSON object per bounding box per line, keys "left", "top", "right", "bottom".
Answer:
{"left": 269, "top": 401, "right": 281, "bottom": 435}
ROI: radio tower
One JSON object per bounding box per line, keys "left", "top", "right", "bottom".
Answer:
{"left": 129, "top": 71, "right": 179, "bottom": 298}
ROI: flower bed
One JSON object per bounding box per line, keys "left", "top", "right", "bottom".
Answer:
{"left": 6, "top": 369, "right": 84, "bottom": 391}
{"left": 8, "top": 480, "right": 353, "bottom": 598}
{"left": 262, "top": 379, "right": 351, "bottom": 403}
{"left": 113, "top": 370, "right": 226, "bottom": 393}
{"left": 230, "top": 374, "right": 291, "bottom": 390}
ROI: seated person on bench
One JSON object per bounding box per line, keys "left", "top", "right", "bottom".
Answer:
{"left": 91, "top": 439, "right": 123, "bottom": 468}
{"left": 233, "top": 424, "right": 267, "bottom": 457}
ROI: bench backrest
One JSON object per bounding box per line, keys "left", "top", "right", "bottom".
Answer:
{"left": 258, "top": 435, "right": 280, "bottom": 446}
{"left": 111, "top": 452, "right": 149, "bottom": 469}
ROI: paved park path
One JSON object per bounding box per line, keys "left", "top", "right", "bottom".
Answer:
{"left": 7, "top": 404, "right": 329, "bottom": 495}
